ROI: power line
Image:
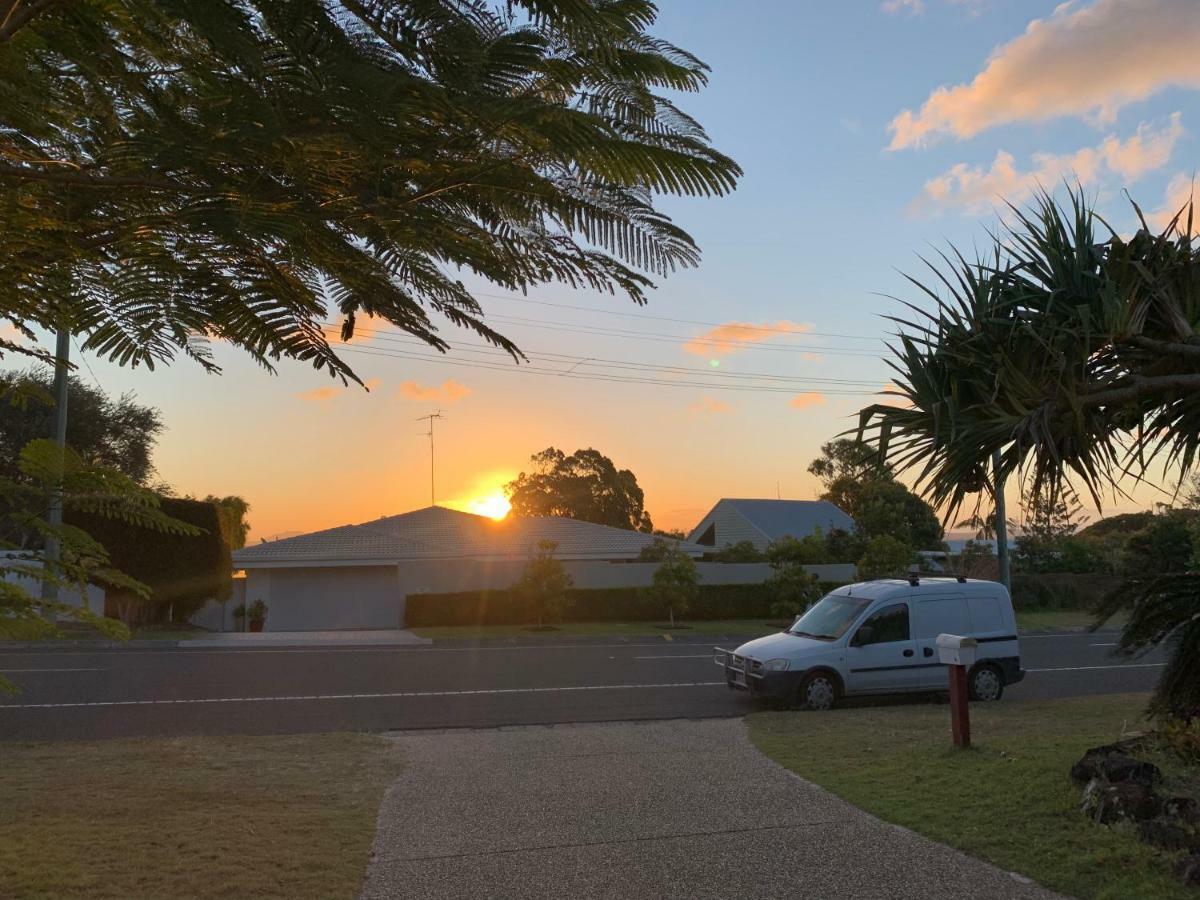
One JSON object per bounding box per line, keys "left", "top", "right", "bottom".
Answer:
{"left": 329, "top": 342, "right": 883, "bottom": 396}
{"left": 468, "top": 289, "right": 883, "bottom": 343}
{"left": 476, "top": 312, "right": 883, "bottom": 357}
{"left": 319, "top": 323, "right": 883, "bottom": 387}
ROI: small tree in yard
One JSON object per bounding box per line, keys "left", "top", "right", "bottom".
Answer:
{"left": 648, "top": 543, "right": 699, "bottom": 627}
{"left": 857, "top": 536, "right": 916, "bottom": 580}
{"left": 512, "top": 540, "right": 573, "bottom": 630}
{"left": 763, "top": 534, "right": 823, "bottom": 619}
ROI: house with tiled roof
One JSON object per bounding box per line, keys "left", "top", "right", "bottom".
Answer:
{"left": 229, "top": 506, "right": 706, "bottom": 631}
{"left": 686, "top": 499, "right": 854, "bottom": 553}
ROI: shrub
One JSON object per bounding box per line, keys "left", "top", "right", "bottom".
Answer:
{"left": 709, "top": 540, "right": 764, "bottom": 563}
{"left": 405, "top": 581, "right": 848, "bottom": 627}
{"left": 511, "top": 540, "right": 573, "bottom": 627}
{"left": 646, "top": 543, "right": 699, "bottom": 625}
{"left": 1009, "top": 573, "right": 1123, "bottom": 610}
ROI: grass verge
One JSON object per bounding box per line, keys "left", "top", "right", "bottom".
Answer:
{"left": 1017, "top": 609, "right": 1127, "bottom": 632}
{"left": 747, "top": 692, "right": 1192, "bottom": 900}
{"left": 0, "top": 733, "right": 403, "bottom": 899}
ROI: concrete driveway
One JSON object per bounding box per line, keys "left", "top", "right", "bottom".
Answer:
{"left": 362, "top": 718, "right": 1061, "bottom": 899}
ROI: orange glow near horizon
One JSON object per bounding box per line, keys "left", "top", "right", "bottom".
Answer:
{"left": 464, "top": 489, "right": 512, "bottom": 520}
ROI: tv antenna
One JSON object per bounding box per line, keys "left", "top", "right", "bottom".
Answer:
{"left": 416, "top": 411, "right": 444, "bottom": 506}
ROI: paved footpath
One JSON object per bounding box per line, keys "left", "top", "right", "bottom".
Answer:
{"left": 362, "top": 718, "right": 1062, "bottom": 900}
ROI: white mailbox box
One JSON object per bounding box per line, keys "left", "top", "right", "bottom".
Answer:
{"left": 936, "top": 633, "right": 978, "bottom": 667}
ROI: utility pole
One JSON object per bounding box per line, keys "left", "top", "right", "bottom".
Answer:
{"left": 992, "top": 449, "right": 1011, "bottom": 591}
{"left": 40, "top": 326, "right": 71, "bottom": 610}
{"left": 416, "top": 411, "right": 443, "bottom": 507}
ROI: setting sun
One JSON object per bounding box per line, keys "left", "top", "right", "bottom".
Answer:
{"left": 466, "top": 490, "right": 511, "bottom": 520}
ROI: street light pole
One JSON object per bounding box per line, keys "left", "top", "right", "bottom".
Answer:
{"left": 39, "top": 327, "right": 71, "bottom": 610}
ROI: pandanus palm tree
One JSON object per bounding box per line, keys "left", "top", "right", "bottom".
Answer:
{"left": 859, "top": 188, "right": 1200, "bottom": 711}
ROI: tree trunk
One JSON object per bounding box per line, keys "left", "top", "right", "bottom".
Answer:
{"left": 669, "top": 606, "right": 674, "bottom": 627}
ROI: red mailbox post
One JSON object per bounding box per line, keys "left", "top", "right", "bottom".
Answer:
{"left": 936, "top": 634, "right": 978, "bottom": 749}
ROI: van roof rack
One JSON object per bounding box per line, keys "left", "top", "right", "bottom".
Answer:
{"left": 956, "top": 574, "right": 968, "bottom": 583}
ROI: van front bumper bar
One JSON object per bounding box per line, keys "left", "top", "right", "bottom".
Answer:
{"left": 713, "top": 648, "right": 799, "bottom": 699}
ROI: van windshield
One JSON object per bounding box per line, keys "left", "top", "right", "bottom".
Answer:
{"left": 788, "top": 594, "right": 871, "bottom": 641}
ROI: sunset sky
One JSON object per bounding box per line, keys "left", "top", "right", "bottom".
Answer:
{"left": 19, "top": 0, "right": 1200, "bottom": 541}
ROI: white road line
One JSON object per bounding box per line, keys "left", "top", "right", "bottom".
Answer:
{"left": 0, "top": 681, "right": 727, "bottom": 710}
{"left": 1026, "top": 663, "right": 1165, "bottom": 673}
{"left": 634, "top": 655, "right": 714, "bottom": 659}
{"left": 1090, "top": 643, "right": 1118, "bottom": 647}
{"left": 0, "top": 668, "right": 103, "bottom": 673}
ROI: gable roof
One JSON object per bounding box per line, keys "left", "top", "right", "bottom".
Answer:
{"left": 233, "top": 506, "right": 704, "bottom": 567}
{"left": 687, "top": 498, "right": 854, "bottom": 545}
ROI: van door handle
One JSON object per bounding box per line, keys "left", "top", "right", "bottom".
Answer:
{"left": 923, "top": 647, "right": 934, "bottom": 658}
{"left": 903, "top": 649, "right": 914, "bottom": 658}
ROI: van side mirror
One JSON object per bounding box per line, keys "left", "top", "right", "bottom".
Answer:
{"left": 852, "top": 625, "right": 875, "bottom": 647}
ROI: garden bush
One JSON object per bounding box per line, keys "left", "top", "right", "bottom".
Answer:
{"left": 405, "top": 581, "right": 846, "bottom": 627}
{"left": 1010, "top": 573, "right": 1123, "bottom": 611}
{"left": 67, "top": 496, "right": 232, "bottom": 625}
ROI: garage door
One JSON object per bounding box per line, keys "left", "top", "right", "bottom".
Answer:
{"left": 259, "top": 566, "right": 401, "bottom": 631}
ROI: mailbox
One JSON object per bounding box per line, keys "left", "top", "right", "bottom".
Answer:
{"left": 936, "top": 633, "right": 978, "bottom": 667}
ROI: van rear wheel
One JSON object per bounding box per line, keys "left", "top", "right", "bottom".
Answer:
{"left": 968, "top": 664, "right": 1004, "bottom": 702}
{"left": 798, "top": 672, "right": 839, "bottom": 711}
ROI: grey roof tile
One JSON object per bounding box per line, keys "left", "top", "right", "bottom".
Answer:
{"left": 232, "top": 506, "right": 704, "bottom": 565}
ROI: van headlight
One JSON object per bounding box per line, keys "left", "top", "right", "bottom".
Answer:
{"left": 765, "top": 658, "right": 790, "bottom": 672}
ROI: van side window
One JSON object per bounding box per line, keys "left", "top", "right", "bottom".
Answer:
{"left": 854, "top": 603, "right": 909, "bottom": 645}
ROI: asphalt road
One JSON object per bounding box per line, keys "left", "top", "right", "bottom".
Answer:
{"left": 0, "top": 631, "right": 1166, "bottom": 741}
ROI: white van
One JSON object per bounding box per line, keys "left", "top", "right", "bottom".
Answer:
{"left": 715, "top": 577, "right": 1023, "bottom": 710}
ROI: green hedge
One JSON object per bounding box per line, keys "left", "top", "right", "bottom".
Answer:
{"left": 1010, "top": 573, "right": 1123, "bottom": 611}
{"left": 405, "top": 582, "right": 845, "bottom": 627}
{"left": 67, "top": 497, "right": 232, "bottom": 625}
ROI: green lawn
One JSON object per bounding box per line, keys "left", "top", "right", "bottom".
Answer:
{"left": 0, "top": 733, "right": 403, "bottom": 899}
{"left": 1016, "top": 608, "right": 1127, "bottom": 632}
{"left": 747, "top": 693, "right": 1194, "bottom": 900}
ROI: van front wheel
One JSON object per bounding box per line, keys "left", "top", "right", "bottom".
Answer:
{"left": 798, "top": 672, "right": 839, "bottom": 711}
{"left": 968, "top": 664, "right": 1004, "bottom": 702}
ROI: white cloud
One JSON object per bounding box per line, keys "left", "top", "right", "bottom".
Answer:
{"left": 882, "top": 0, "right": 925, "bottom": 14}
{"left": 398, "top": 379, "right": 471, "bottom": 403}
{"left": 884, "top": 0, "right": 986, "bottom": 14}
{"left": 788, "top": 392, "right": 827, "bottom": 410}
{"left": 687, "top": 396, "right": 731, "bottom": 417}
{"left": 297, "top": 386, "right": 343, "bottom": 404}
{"left": 682, "top": 321, "right": 812, "bottom": 357}
{"left": 888, "top": 0, "right": 1200, "bottom": 150}
{"left": 917, "top": 115, "right": 1183, "bottom": 213}
{"left": 1148, "top": 173, "right": 1199, "bottom": 235}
